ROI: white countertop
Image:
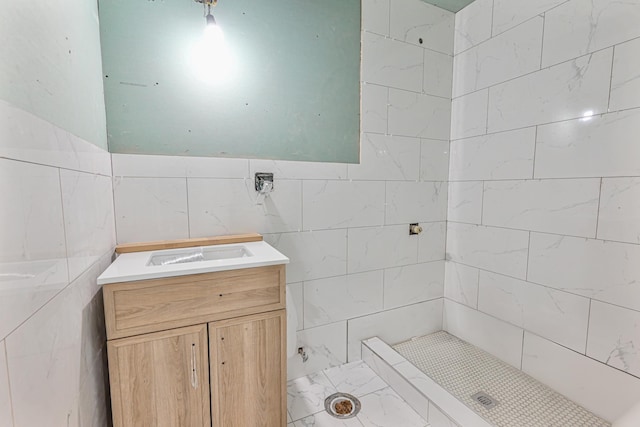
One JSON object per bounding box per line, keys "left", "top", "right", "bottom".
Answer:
{"left": 97, "top": 241, "right": 289, "bottom": 285}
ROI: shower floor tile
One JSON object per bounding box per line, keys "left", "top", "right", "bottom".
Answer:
{"left": 393, "top": 331, "right": 610, "bottom": 427}
{"left": 287, "top": 361, "right": 428, "bottom": 427}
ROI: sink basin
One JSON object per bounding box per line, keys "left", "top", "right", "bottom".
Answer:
{"left": 147, "top": 246, "right": 252, "bottom": 266}
{"left": 97, "top": 240, "right": 288, "bottom": 285}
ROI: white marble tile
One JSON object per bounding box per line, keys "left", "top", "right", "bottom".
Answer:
{"left": 423, "top": 50, "right": 453, "bottom": 98}
{"left": 527, "top": 233, "right": 640, "bottom": 311}
{"left": 420, "top": 139, "right": 449, "bottom": 181}
{"left": 450, "top": 89, "right": 488, "bottom": 140}
{"left": 393, "top": 361, "right": 492, "bottom": 427}
{"left": 265, "top": 230, "right": 347, "bottom": 283}
{"left": 417, "top": 221, "right": 447, "bottom": 263}
{"left": 385, "top": 181, "right": 447, "bottom": 225}
{"left": 188, "top": 178, "right": 302, "bottom": 236}
{"left": 443, "top": 300, "right": 524, "bottom": 368}
{"left": 60, "top": 171, "right": 115, "bottom": 281}
{"left": 287, "top": 371, "right": 337, "bottom": 421}
{"left": 288, "top": 322, "right": 347, "bottom": 381}
{"left": 522, "top": 332, "right": 640, "bottom": 422}
{"left": 347, "top": 225, "right": 418, "bottom": 274}
{"left": 303, "top": 181, "right": 385, "bottom": 230}
{"left": 0, "top": 159, "right": 66, "bottom": 263}
{"left": 347, "top": 299, "right": 443, "bottom": 361}
{"left": 288, "top": 412, "right": 293, "bottom": 423}
{"left": 446, "top": 223, "right": 529, "bottom": 279}
{"left": 361, "top": 32, "right": 424, "bottom": 92}
{"left": 610, "top": 37, "right": 640, "bottom": 112}
{"left": 362, "top": 0, "right": 390, "bottom": 36}
{"left": 349, "top": 133, "right": 420, "bottom": 181}
{"left": 0, "top": 100, "right": 111, "bottom": 176}
{"left": 447, "top": 181, "right": 482, "bottom": 224}
{"left": 482, "top": 179, "right": 600, "bottom": 237}
{"left": 323, "top": 361, "right": 388, "bottom": 397}
{"left": 358, "top": 387, "right": 427, "bottom": 427}
{"left": 535, "top": 108, "right": 640, "bottom": 178}
{"left": 362, "top": 336, "right": 407, "bottom": 366}
{"left": 112, "top": 153, "right": 248, "bottom": 178}
{"left": 388, "top": 88, "right": 451, "bottom": 140}
{"left": 383, "top": 261, "right": 444, "bottom": 309}
{"left": 289, "top": 282, "right": 304, "bottom": 331}
{"left": 429, "top": 402, "right": 458, "bottom": 427}
{"left": 541, "top": 0, "right": 640, "bottom": 67}
{"left": 293, "top": 411, "right": 363, "bottom": 427}
{"left": 454, "top": 0, "right": 492, "bottom": 54}
{"left": 487, "top": 49, "right": 613, "bottom": 133}
{"left": 453, "top": 17, "right": 544, "bottom": 98}
{"left": 478, "top": 271, "right": 590, "bottom": 352}
{"left": 390, "top": 0, "right": 454, "bottom": 54}
{"left": 361, "top": 84, "right": 388, "bottom": 134}
{"left": 598, "top": 178, "right": 640, "bottom": 244}
{"left": 4, "top": 259, "right": 103, "bottom": 427}
{"left": 444, "top": 261, "right": 479, "bottom": 309}
{"left": 0, "top": 341, "right": 12, "bottom": 427}
{"left": 449, "top": 127, "right": 536, "bottom": 181}
{"left": 304, "top": 271, "right": 384, "bottom": 329}
{"left": 249, "top": 159, "right": 347, "bottom": 181}
{"left": 492, "top": 0, "right": 567, "bottom": 36}
{"left": 587, "top": 301, "right": 640, "bottom": 379}
{"left": 113, "top": 177, "right": 189, "bottom": 244}
{"left": 361, "top": 346, "right": 429, "bottom": 420}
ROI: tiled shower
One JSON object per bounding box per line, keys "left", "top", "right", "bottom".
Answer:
{"left": 1, "top": 0, "right": 640, "bottom": 425}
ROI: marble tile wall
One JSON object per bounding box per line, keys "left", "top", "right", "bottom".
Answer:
{"left": 0, "top": 0, "right": 115, "bottom": 424}
{"left": 446, "top": 0, "right": 640, "bottom": 421}
{"left": 0, "top": 104, "right": 115, "bottom": 425}
{"left": 111, "top": 0, "right": 454, "bottom": 380}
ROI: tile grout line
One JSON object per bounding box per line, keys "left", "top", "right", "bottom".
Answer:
{"left": 532, "top": 126, "right": 538, "bottom": 179}
{"left": 594, "top": 178, "right": 603, "bottom": 239}
{"left": 2, "top": 340, "right": 16, "bottom": 427}
{"left": 584, "top": 299, "right": 593, "bottom": 355}
{"left": 539, "top": 12, "right": 546, "bottom": 70}
{"left": 607, "top": 45, "right": 616, "bottom": 112}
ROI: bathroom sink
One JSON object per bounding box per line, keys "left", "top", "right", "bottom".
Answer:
{"left": 97, "top": 240, "right": 289, "bottom": 285}
{"left": 147, "top": 246, "right": 252, "bottom": 266}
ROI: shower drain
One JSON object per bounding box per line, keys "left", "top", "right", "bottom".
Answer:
{"left": 471, "top": 391, "right": 499, "bottom": 409}
{"left": 324, "top": 392, "right": 361, "bottom": 419}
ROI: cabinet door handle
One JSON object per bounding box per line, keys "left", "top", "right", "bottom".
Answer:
{"left": 191, "top": 343, "right": 198, "bottom": 389}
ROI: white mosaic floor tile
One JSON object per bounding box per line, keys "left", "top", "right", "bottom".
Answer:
{"left": 323, "top": 361, "right": 388, "bottom": 397}
{"left": 393, "top": 332, "right": 610, "bottom": 427}
{"left": 357, "top": 387, "right": 428, "bottom": 427}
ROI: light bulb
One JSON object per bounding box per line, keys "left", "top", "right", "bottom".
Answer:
{"left": 187, "top": 14, "right": 236, "bottom": 84}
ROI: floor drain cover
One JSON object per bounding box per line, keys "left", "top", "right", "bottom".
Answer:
{"left": 471, "top": 391, "right": 499, "bottom": 409}
{"left": 324, "top": 392, "right": 361, "bottom": 419}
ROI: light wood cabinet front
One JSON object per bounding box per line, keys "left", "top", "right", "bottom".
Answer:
{"left": 107, "top": 324, "right": 211, "bottom": 427}
{"left": 209, "top": 310, "right": 287, "bottom": 427}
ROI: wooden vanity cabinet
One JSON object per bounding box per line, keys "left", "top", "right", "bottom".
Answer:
{"left": 103, "top": 265, "right": 287, "bottom": 427}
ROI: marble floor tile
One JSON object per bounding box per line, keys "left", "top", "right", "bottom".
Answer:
{"left": 294, "top": 411, "right": 364, "bottom": 427}
{"left": 357, "top": 387, "right": 428, "bottom": 427}
{"left": 287, "top": 372, "right": 337, "bottom": 421}
{"left": 323, "top": 361, "right": 388, "bottom": 398}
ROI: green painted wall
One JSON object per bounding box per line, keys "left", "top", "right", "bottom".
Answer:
{"left": 100, "top": 0, "right": 361, "bottom": 163}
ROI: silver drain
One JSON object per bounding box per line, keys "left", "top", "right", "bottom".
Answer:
{"left": 324, "top": 392, "right": 361, "bottom": 419}
{"left": 471, "top": 391, "right": 499, "bottom": 410}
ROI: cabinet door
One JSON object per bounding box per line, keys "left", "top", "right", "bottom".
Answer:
{"left": 209, "top": 310, "right": 286, "bottom": 427}
{"left": 107, "top": 324, "right": 211, "bottom": 427}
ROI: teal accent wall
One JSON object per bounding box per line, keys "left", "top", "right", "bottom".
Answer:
{"left": 100, "top": 0, "right": 361, "bottom": 163}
